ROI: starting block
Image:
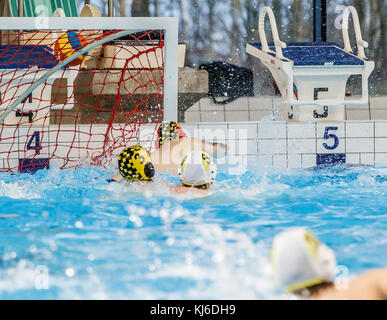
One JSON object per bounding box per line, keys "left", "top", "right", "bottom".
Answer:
{"left": 246, "top": 6, "right": 375, "bottom": 122}
{"left": 0, "top": 45, "right": 77, "bottom": 112}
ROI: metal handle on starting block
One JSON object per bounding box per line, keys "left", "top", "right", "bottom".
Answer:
{"left": 342, "top": 6, "right": 368, "bottom": 60}
{"left": 258, "top": 7, "right": 286, "bottom": 59}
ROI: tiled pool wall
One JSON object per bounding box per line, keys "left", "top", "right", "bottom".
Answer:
{"left": 2, "top": 121, "right": 387, "bottom": 170}
{"left": 1, "top": 93, "right": 387, "bottom": 171}
{"left": 139, "top": 120, "right": 387, "bottom": 169}
{"left": 184, "top": 96, "right": 387, "bottom": 122}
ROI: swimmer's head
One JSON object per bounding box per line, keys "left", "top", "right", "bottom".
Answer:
{"left": 118, "top": 145, "right": 155, "bottom": 181}
{"left": 157, "top": 121, "right": 186, "bottom": 148}
{"left": 178, "top": 150, "right": 217, "bottom": 189}
{"left": 271, "top": 228, "right": 337, "bottom": 293}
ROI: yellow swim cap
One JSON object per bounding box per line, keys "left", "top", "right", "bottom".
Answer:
{"left": 157, "top": 121, "right": 186, "bottom": 148}
{"left": 118, "top": 145, "right": 155, "bottom": 181}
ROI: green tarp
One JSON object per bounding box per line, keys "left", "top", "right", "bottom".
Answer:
{"left": 9, "top": 0, "right": 78, "bottom": 17}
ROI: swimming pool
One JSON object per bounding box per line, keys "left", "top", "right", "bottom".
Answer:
{"left": 0, "top": 163, "right": 386, "bottom": 299}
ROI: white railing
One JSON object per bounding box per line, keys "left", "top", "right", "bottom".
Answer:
{"left": 258, "top": 7, "right": 287, "bottom": 60}
{"left": 342, "top": 6, "right": 368, "bottom": 60}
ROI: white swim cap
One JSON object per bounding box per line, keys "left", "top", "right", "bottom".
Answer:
{"left": 271, "top": 228, "right": 337, "bottom": 292}
{"left": 178, "top": 151, "right": 217, "bottom": 187}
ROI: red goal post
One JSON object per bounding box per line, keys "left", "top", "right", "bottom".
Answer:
{"left": 0, "top": 16, "right": 178, "bottom": 172}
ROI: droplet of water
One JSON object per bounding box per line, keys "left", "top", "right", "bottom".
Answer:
{"left": 212, "top": 251, "right": 224, "bottom": 263}
{"left": 166, "top": 237, "right": 175, "bottom": 246}
{"left": 65, "top": 268, "right": 75, "bottom": 277}
{"left": 29, "top": 245, "right": 38, "bottom": 254}
{"left": 75, "top": 221, "right": 83, "bottom": 228}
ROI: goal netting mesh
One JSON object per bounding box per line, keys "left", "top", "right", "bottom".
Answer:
{"left": 0, "top": 28, "right": 164, "bottom": 172}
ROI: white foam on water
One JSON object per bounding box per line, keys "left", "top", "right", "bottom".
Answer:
{"left": 214, "top": 175, "right": 290, "bottom": 200}
{"left": 143, "top": 222, "right": 281, "bottom": 299}
{"left": 3, "top": 165, "right": 386, "bottom": 298}
{"left": 0, "top": 260, "right": 39, "bottom": 293}
{"left": 0, "top": 180, "right": 41, "bottom": 199}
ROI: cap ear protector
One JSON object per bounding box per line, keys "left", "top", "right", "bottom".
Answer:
{"left": 144, "top": 162, "right": 155, "bottom": 179}
{"left": 157, "top": 121, "right": 186, "bottom": 148}
{"left": 199, "top": 152, "right": 217, "bottom": 184}
{"left": 118, "top": 145, "right": 155, "bottom": 181}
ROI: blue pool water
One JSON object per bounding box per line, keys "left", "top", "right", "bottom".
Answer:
{"left": 0, "top": 163, "right": 386, "bottom": 299}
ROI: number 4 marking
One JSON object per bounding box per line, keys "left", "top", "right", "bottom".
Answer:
{"left": 27, "top": 131, "right": 42, "bottom": 155}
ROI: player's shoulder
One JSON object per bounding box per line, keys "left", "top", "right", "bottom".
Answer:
{"left": 357, "top": 268, "right": 387, "bottom": 282}
{"left": 345, "top": 268, "right": 387, "bottom": 293}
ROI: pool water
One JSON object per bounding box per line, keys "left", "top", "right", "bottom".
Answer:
{"left": 0, "top": 163, "right": 386, "bottom": 299}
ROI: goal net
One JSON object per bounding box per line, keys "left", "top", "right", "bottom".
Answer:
{"left": 0, "top": 17, "right": 178, "bottom": 172}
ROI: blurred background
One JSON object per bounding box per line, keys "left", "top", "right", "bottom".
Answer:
{"left": 78, "top": 0, "right": 387, "bottom": 95}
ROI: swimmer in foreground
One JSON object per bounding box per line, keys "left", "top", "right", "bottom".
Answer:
{"left": 271, "top": 228, "right": 387, "bottom": 300}
{"left": 170, "top": 150, "right": 217, "bottom": 196}
{"left": 109, "top": 145, "right": 155, "bottom": 183}
{"left": 111, "top": 121, "right": 227, "bottom": 182}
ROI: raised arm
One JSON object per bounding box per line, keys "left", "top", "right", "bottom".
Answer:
{"left": 200, "top": 140, "right": 229, "bottom": 156}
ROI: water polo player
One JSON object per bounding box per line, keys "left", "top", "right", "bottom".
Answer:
{"left": 170, "top": 150, "right": 217, "bottom": 195}
{"left": 112, "top": 145, "right": 155, "bottom": 182}
{"left": 110, "top": 121, "right": 227, "bottom": 182}
{"left": 271, "top": 228, "right": 387, "bottom": 300}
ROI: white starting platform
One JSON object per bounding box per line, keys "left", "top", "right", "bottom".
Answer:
{"left": 0, "top": 45, "right": 77, "bottom": 114}
{"left": 246, "top": 6, "right": 375, "bottom": 122}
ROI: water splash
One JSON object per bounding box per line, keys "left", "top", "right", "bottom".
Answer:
{"left": 0, "top": 165, "right": 386, "bottom": 298}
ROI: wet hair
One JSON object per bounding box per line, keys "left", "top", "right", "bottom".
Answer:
{"left": 182, "top": 183, "right": 211, "bottom": 190}
{"left": 293, "top": 282, "right": 335, "bottom": 298}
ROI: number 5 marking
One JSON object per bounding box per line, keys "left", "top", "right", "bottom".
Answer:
{"left": 323, "top": 127, "right": 339, "bottom": 150}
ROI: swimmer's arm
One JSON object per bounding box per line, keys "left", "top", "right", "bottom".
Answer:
{"left": 108, "top": 173, "right": 123, "bottom": 182}
{"left": 181, "top": 137, "right": 228, "bottom": 156}
{"left": 200, "top": 140, "right": 228, "bottom": 153}
{"left": 150, "top": 147, "right": 179, "bottom": 174}
{"left": 154, "top": 163, "right": 178, "bottom": 175}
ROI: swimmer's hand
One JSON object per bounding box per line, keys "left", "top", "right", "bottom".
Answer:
{"left": 108, "top": 173, "right": 123, "bottom": 183}
{"left": 212, "top": 142, "right": 229, "bottom": 154}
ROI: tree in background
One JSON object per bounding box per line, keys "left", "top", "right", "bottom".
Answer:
{"left": 119, "top": 0, "right": 126, "bottom": 16}
{"left": 328, "top": 0, "right": 387, "bottom": 93}
{"left": 272, "top": 0, "right": 282, "bottom": 35}
{"left": 228, "top": 0, "right": 241, "bottom": 65}
{"left": 131, "top": 0, "right": 150, "bottom": 17}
